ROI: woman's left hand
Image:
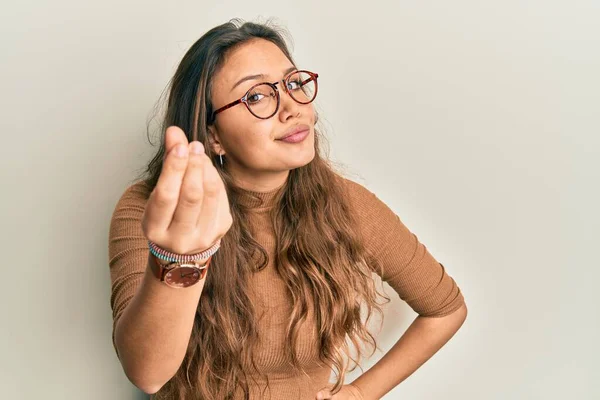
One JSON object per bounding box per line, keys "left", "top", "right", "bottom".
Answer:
{"left": 315, "top": 383, "right": 366, "bottom": 400}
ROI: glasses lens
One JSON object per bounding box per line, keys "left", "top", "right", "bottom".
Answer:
{"left": 246, "top": 84, "right": 278, "bottom": 118}
{"left": 286, "top": 71, "right": 317, "bottom": 104}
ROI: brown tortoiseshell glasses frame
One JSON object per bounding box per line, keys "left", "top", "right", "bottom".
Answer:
{"left": 211, "top": 69, "right": 319, "bottom": 121}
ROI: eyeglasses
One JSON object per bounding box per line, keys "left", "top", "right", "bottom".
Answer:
{"left": 211, "top": 69, "right": 319, "bottom": 121}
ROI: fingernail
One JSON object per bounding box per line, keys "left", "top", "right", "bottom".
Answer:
{"left": 175, "top": 144, "right": 188, "bottom": 157}
{"left": 191, "top": 141, "right": 204, "bottom": 154}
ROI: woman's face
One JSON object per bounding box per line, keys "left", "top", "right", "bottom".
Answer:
{"left": 208, "top": 38, "right": 316, "bottom": 191}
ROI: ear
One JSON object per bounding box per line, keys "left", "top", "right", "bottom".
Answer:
{"left": 206, "top": 124, "right": 225, "bottom": 156}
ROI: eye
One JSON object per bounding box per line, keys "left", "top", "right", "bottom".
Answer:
{"left": 287, "top": 79, "right": 302, "bottom": 90}
{"left": 246, "top": 84, "right": 275, "bottom": 105}
{"left": 247, "top": 93, "right": 265, "bottom": 104}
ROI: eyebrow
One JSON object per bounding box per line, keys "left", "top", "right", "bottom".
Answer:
{"left": 230, "top": 66, "right": 298, "bottom": 92}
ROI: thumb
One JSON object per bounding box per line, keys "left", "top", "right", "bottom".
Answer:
{"left": 316, "top": 390, "right": 330, "bottom": 400}
{"left": 164, "top": 126, "right": 190, "bottom": 155}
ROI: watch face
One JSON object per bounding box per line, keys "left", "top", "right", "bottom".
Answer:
{"left": 164, "top": 264, "right": 202, "bottom": 288}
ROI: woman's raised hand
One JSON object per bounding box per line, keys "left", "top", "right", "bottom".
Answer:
{"left": 142, "top": 126, "right": 233, "bottom": 255}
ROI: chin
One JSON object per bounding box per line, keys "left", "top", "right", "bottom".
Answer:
{"left": 288, "top": 147, "right": 316, "bottom": 170}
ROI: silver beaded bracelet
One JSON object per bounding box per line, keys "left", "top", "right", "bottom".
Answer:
{"left": 148, "top": 239, "right": 221, "bottom": 263}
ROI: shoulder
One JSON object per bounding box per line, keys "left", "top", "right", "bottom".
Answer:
{"left": 109, "top": 180, "right": 153, "bottom": 226}
{"left": 334, "top": 174, "right": 388, "bottom": 216}
{"left": 334, "top": 174, "right": 375, "bottom": 200}
{"left": 113, "top": 180, "right": 152, "bottom": 210}
{"left": 333, "top": 174, "right": 406, "bottom": 243}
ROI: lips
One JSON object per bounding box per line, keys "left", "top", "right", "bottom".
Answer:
{"left": 277, "top": 124, "right": 310, "bottom": 140}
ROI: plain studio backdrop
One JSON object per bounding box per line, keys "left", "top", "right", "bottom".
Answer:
{"left": 1, "top": 1, "right": 598, "bottom": 399}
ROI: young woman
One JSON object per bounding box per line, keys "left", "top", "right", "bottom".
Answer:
{"left": 108, "top": 19, "right": 467, "bottom": 400}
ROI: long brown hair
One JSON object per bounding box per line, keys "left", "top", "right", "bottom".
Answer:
{"left": 135, "top": 18, "right": 390, "bottom": 399}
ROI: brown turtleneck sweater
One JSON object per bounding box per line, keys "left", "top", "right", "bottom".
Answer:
{"left": 108, "top": 175, "right": 465, "bottom": 399}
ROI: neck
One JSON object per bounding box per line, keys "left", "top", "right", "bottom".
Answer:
{"left": 229, "top": 168, "right": 290, "bottom": 193}
{"left": 234, "top": 174, "right": 288, "bottom": 211}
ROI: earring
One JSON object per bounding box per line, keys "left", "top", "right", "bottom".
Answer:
{"left": 219, "top": 153, "right": 224, "bottom": 167}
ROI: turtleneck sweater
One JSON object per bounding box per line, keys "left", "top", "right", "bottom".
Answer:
{"left": 108, "top": 174, "right": 465, "bottom": 399}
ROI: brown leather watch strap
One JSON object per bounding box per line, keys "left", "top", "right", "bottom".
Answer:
{"left": 148, "top": 252, "right": 168, "bottom": 280}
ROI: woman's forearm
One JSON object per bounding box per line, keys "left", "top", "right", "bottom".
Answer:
{"left": 114, "top": 253, "right": 207, "bottom": 394}
{"left": 350, "top": 304, "right": 468, "bottom": 400}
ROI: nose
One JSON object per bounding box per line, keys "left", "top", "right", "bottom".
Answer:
{"left": 277, "top": 81, "right": 301, "bottom": 122}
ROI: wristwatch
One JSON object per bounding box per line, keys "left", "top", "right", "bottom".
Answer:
{"left": 149, "top": 253, "right": 213, "bottom": 288}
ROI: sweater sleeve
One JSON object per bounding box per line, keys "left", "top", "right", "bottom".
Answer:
{"left": 341, "top": 177, "right": 465, "bottom": 317}
{"left": 107, "top": 181, "right": 152, "bottom": 359}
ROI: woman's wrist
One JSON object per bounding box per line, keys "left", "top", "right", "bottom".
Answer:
{"left": 148, "top": 239, "right": 221, "bottom": 263}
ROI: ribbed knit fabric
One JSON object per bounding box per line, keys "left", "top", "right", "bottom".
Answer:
{"left": 108, "top": 175, "right": 465, "bottom": 399}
